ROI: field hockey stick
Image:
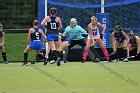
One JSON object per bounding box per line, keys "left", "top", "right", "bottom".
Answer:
{"left": 86, "top": 44, "right": 96, "bottom": 61}
{"left": 89, "top": 44, "right": 102, "bottom": 60}
{"left": 119, "top": 55, "right": 136, "bottom": 60}
{"left": 101, "top": 52, "right": 116, "bottom": 60}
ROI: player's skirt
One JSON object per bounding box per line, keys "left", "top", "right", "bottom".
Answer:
{"left": 47, "top": 34, "right": 59, "bottom": 41}
{"left": 30, "top": 40, "right": 42, "bottom": 50}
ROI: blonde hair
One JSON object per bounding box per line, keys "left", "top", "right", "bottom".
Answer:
{"left": 91, "top": 16, "right": 97, "bottom": 21}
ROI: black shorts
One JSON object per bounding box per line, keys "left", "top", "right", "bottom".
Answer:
{"left": 68, "top": 39, "right": 86, "bottom": 49}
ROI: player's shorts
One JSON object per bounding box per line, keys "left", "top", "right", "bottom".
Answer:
{"left": 30, "top": 40, "right": 42, "bottom": 50}
{"left": 47, "top": 34, "right": 59, "bottom": 41}
{"left": 87, "top": 35, "right": 100, "bottom": 40}
{"left": 115, "top": 38, "right": 126, "bottom": 42}
{"left": 64, "top": 37, "right": 71, "bottom": 44}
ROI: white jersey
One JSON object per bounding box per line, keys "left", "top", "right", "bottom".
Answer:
{"left": 88, "top": 24, "right": 100, "bottom": 40}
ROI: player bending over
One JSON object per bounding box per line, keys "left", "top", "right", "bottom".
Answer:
{"left": 82, "top": 16, "right": 109, "bottom": 62}
{"left": 126, "top": 31, "right": 140, "bottom": 61}
{"left": 0, "top": 23, "right": 8, "bottom": 64}
{"left": 111, "top": 25, "right": 129, "bottom": 62}
{"left": 55, "top": 34, "right": 71, "bottom": 66}
{"left": 21, "top": 20, "right": 46, "bottom": 66}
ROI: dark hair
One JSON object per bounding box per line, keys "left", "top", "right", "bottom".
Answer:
{"left": 128, "top": 31, "right": 135, "bottom": 37}
{"left": 114, "top": 25, "right": 123, "bottom": 32}
{"left": 50, "top": 7, "right": 57, "bottom": 15}
{"left": 33, "top": 20, "right": 38, "bottom": 26}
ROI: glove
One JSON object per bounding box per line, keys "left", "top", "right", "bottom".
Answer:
{"left": 100, "top": 33, "right": 103, "bottom": 39}
{"left": 82, "top": 33, "right": 88, "bottom": 37}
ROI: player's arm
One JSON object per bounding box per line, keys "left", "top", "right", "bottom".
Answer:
{"left": 57, "top": 17, "right": 62, "bottom": 30}
{"left": 111, "top": 31, "right": 116, "bottom": 52}
{"left": 40, "top": 29, "right": 46, "bottom": 44}
{"left": 63, "top": 27, "right": 69, "bottom": 37}
{"left": 97, "top": 22, "right": 106, "bottom": 34}
{"left": 135, "top": 36, "right": 140, "bottom": 54}
{"left": 27, "top": 29, "right": 31, "bottom": 45}
{"left": 1, "top": 32, "right": 5, "bottom": 47}
{"left": 41, "top": 16, "right": 49, "bottom": 28}
{"left": 88, "top": 24, "right": 94, "bottom": 44}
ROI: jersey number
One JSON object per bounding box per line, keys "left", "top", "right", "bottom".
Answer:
{"left": 36, "top": 32, "right": 39, "bottom": 39}
{"left": 50, "top": 23, "right": 57, "bottom": 30}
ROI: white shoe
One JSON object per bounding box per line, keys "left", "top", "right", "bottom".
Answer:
{"left": 112, "top": 59, "right": 119, "bottom": 62}
{"left": 123, "top": 58, "right": 129, "bottom": 62}
{"left": 50, "top": 60, "right": 56, "bottom": 64}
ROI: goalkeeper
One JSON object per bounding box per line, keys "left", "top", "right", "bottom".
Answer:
{"left": 61, "top": 18, "right": 87, "bottom": 63}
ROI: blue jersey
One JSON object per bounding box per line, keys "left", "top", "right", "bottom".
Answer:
{"left": 63, "top": 25, "right": 87, "bottom": 40}
{"left": 29, "top": 28, "right": 43, "bottom": 50}
{"left": 46, "top": 16, "right": 59, "bottom": 34}
{"left": 30, "top": 28, "right": 42, "bottom": 41}
{"left": 46, "top": 16, "right": 59, "bottom": 41}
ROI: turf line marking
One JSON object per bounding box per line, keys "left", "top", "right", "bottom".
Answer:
{"left": 30, "top": 65, "right": 68, "bottom": 86}
{"left": 98, "top": 63, "right": 138, "bottom": 86}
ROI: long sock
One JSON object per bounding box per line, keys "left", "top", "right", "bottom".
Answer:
{"left": 114, "top": 52, "right": 118, "bottom": 60}
{"left": 2, "top": 52, "right": 7, "bottom": 61}
{"left": 52, "top": 50, "right": 58, "bottom": 61}
{"left": 103, "top": 49, "right": 109, "bottom": 61}
{"left": 57, "top": 51, "right": 59, "bottom": 56}
{"left": 58, "top": 51, "right": 63, "bottom": 58}
{"left": 37, "top": 54, "right": 46, "bottom": 60}
{"left": 24, "top": 53, "right": 28, "bottom": 64}
{"left": 123, "top": 49, "right": 127, "bottom": 58}
{"left": 82, "top": 47, "right": 90, "bottom": 61}
{"left": 48, "top": 50, "right": 53, "bottom": 61}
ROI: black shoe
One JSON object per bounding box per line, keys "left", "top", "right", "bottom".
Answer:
{"left": 21, "top": 63, "right": 28, "bottom": 66}
{"left": 81, "top": 59, "right": 86, "bottom": 63}
{"left": 57, "top": 57, "right": 61, "bottom": 66}
{"left": 44, "top": 60, "right": 48, "bottom": 65}
{"left": 4, "top": 61, "right": 9, "bottom": 64}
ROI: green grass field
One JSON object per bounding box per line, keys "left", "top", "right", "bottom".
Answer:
{"left": 0, "top": 33, "right": 38, "bottom": 61}
{"left": 0, "top": 61, "right": 140, "bottom": 93}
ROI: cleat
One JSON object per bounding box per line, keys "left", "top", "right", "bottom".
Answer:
{"left": 21, "top": 63, "right": 28, "bottom": 66}
{"left": 44, "top": 60, "right": 48, "bottom": 65}
{"left": 60, "top": 61, "right": 64, "bottom": 64}
{"left": 81, "top": 59, "right": 86, "bottom": 63}
{"left": 50, "top": 60, "right": 56, "bottom": 64}
{"left": 94, "top": 58, "right": 100, "bottom": 63}
{"left": 109, "top": 59, "right": 118, "bottom": 63}
{"left": 56, "top": 57, "right": 61, "bottom": 66}
{"left": 122, "top": 58, "right": 129, "bottom": 62}
{"left": 31, "top": 61, "right": 35, "bottom": 64}
{"left": 4, "top": 61, "right": 9, "bottom": 64}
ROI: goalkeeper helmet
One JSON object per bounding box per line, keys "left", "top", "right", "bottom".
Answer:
{"left": 70, "top": 18, "right": 77, "bottom": 28}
